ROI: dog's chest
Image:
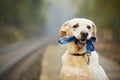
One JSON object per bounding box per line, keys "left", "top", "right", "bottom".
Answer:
{"left": 61, "top": 51, "right": 106, "bottom": 80}
{"left": 61, "top": 63, "right": 95, "bottom": 80}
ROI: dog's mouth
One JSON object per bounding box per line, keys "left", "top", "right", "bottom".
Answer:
{"left": 79, "top": 37, "right": 87, "bottom": 44}
{"left": 75, "top": 37, "right": 87, "bottom": 45}
{"left": 80, "top": 38, "right": 87, "bottom": 44}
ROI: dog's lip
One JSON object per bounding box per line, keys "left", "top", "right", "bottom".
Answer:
{"left": 79, "top": 39, "right": 87, "bottom": 44}
{"left": 74, "top": 36, "right": 88, "bottom": 45}
{"left": 79, "top": 37, "right": 87, "bottom": 44}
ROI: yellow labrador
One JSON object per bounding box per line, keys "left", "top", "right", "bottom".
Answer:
{"left": 59, "top": 18, "right": 109, "bottom": 80}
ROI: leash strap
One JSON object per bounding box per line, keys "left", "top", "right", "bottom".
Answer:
{"left": 86, "top": 37, "right": 96, "bottom": 65}
{"left": 58, "top": 36, "right": 76, "bottom": 44}
{"left": 58, "top": 36, "right": 96, "bottom": 54}
{"left": 58, "top": 36, "right": 96, "bottom": 65}
{"left": 86, "top": 37, "right": 96, "bottom": 53}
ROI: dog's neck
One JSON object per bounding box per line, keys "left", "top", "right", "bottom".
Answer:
{"left": 65, "top": 42, "right": 89, "bottom": 67}
{"left": 67, "top": 42, "right": 86, "bottom": 55}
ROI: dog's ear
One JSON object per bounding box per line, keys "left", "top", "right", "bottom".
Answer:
{"left": 92, "top": 24, "right": 97, "bottom": 39}
{"left": 59, "top": 22, "right": 69, "bottom": 38}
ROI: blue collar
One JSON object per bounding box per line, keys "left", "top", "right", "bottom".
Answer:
{"left": 58, "top": 36, "right": 96, "bottom": 54}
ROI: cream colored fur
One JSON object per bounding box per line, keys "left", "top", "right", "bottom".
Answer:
{"left": 59, "top": 18, "right": 109, "bottom": 80}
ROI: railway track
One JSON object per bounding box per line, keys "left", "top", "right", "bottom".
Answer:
{"left": 0, "top": 34, "right": 56, "bottom": 80}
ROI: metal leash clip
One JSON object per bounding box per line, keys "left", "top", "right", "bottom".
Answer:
{"left": 87, "top": 53, "right": 91, "bottom": 65}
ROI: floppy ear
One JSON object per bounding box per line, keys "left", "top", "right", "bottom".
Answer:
{"left": 92, "top": 24, "right": 97, "bottom": 39}
{"left": 59, "top": 22, "right": 69, "bottom": 38}
{"left": 59, "top": 31, "right": 66, "bottom": 38}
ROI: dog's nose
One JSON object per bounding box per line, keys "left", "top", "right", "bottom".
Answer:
{"left": 80, "top": 31, "right": 88, "bottom": 37}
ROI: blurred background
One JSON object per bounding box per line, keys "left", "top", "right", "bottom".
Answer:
{"left": 0, "top": 0, "right": 120, "bottom": 80}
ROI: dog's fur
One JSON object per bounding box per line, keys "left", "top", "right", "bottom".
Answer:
{"left": 59, "top": 18, "right": 109, "bottom": 80}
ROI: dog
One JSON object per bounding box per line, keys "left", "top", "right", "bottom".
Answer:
{"left": 59, "top": 18, "right": 109, "bottom": 80}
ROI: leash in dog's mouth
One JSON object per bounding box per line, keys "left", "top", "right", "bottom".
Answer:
{"left": 58, "top": 36, "right": 96, "bottom": 45}
{"left": 58, "top": 36, "right": 96, "bottom": 65}
{"left": 77, "top": 37, "right": 87, "bottom": 45}
{"left": 80, "top": 38, "right": 87, "bottom": 44}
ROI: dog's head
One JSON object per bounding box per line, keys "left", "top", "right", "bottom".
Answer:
{"left": 59, "top": 18, "right": 97, "bottom": 45}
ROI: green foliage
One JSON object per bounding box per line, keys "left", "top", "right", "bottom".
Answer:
{"left": 0, "top": 0, "right": 45, "bottom": 47}
{"left": 0, "top": 0, "right": 44, "bottom": 25}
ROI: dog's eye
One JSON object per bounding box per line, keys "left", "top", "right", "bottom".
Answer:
{"left": 73, "top": 24, "right": 79, "bottom": 28}
{"left": 87, "top": 25, "right": 91, "bottom": 29}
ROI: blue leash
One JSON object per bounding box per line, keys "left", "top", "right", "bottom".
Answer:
{"left": 58, "top": 36, "right": 96, "bottom": 65}
{"left": 58, "top": 36, "right": 76, "bottom": 44}
{"left": 58, "top": 36, "right": 96, "bottom": 54}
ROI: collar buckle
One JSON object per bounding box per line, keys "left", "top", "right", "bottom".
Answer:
{"left": 87, "top": 53, "right": 91, "bottom": 65}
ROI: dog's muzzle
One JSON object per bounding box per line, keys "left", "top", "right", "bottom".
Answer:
{"left": 79, "top": 31, "right": 88, "bottom": 44}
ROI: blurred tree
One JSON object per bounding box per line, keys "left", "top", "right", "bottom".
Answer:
{"left": 0, "top": 0, "right": 45, "bottom": 47}
{"left": 0, "top": 0, "right": 44, "bottom": 25}
{"left": 94, "top": 0, "right": 120, "bottom": 43}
